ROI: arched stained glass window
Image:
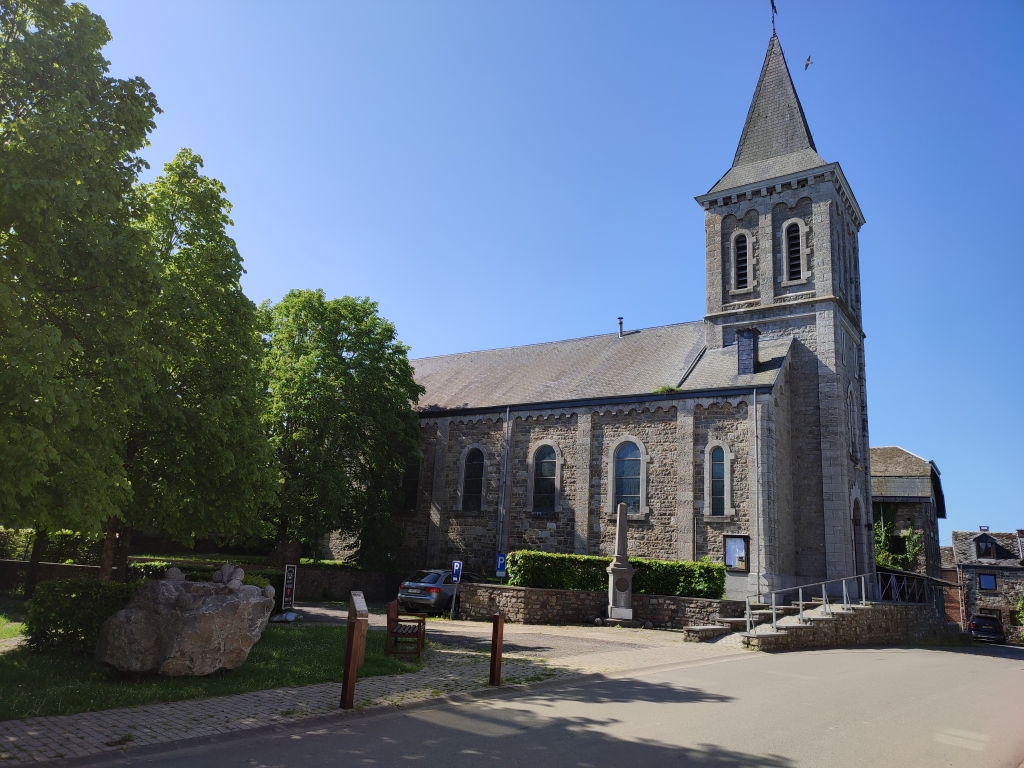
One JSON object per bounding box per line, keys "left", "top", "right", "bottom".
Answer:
{"left": 614, "top": 442, "right": 641, "bottom": 516}
{"left": 786, "top": 224, "right": 802, "bottom": 281}
{"left": 463, "top": 448, "right": 484, "bottom": 512}
{"left": 533, "top": 446, "right": 557, "bottom": 513}
{"left": 735, "top": 234, "right": 748, "bottom": 290}
{"left": 710, "top": 447, "right": 725, "bottom": 516}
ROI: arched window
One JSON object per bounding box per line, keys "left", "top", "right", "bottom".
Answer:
{"left": 847, "top": 390, "right": 857, "bottom": 457}
{"left": 532, "top": 445, "right": 557, "bottom": 513}
{"left": 710, "top": 447, "right": 725, "bottom": 516}
{"left": 614, "top": 441, "right": 641, "bottom": 516}
{"left": 786, "top": 223, "right": 802, "bottom": 281}
{"left": 400, "top": 457, "right": 421, "bottom": 517}
{"left": 703, "top": 440, "right": 734, "bottom": 517}
{"left": 463, "top": 448, "right": 484, "bottom": 512}
{"left": 734, "top": 234, "right": 748, "bottom": 290}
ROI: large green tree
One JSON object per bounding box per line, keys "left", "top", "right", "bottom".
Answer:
{"left": 0, "top": 1, "right": 159, "bottom": 546}
{"left": 262, "top": 290, "right": 423, "bottom": 569}
{"left": 96, "top": 149, "right": 279, "bottom": 575}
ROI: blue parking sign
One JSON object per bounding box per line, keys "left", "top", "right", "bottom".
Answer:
{"left": 496, "top": 553, "right": 507, "bottom": 578}
{"left": 451, "top": 560, "right": 463, "bottom": 584}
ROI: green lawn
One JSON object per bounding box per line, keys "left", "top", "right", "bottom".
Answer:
{"left": 0, "top": 624, "right": 418, "bottom": 721}
{"left": 0, "top": 614, "right": 24, "bottom": 641}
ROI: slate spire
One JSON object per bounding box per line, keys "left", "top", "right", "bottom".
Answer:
{"left": 710, "top": 33, "right": 827, "bottom": 193}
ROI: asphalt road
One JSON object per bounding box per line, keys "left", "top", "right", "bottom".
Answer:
{"left": 92, "top": 643, "right": 1024, "bottom": 768}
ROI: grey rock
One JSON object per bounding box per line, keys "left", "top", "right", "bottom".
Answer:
{"left": 96, "top": 576, "right": 273, "bottom": 676}
{"left": 231, "top": 567, "right": 245, "bottom": 582}
{"left": 165, "top": 567, "right": 184, "bottom": 582}
{"left": 263, "top": 584, "right": 276, "bottom": 600}
{"left": 226, "top": 578, "right": 242, "bottom": 592}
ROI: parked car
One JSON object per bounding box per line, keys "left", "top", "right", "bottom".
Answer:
{"left": 967, "top": 614, "right": 1006, "bottom": 643}
{"left": 397, "top": 568, "right": 484, "bottom": 614}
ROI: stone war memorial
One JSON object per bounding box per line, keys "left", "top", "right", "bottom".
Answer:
{"left": 398, "top": 32, "right": 873, "bottom": 600}
{"left": 96, "top": 564, "right": 276, "bottom": 676}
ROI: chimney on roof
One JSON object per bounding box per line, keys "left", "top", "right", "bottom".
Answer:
{"left": 979, "top": 525, "right": 989, "bottom": 532}
{"left": 618, "top": 317, "right": 623, "bottom": 338}
{"left": 736, "top": 328, "right": 760, "bottom": 376}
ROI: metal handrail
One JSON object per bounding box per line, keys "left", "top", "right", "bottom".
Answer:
{"left": 743, "top": 571, "right": 943, "bottom": 635}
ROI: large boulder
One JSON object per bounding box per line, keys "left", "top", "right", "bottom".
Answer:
{"left": 96, "top": 565, "right": 276, "bottom": 676}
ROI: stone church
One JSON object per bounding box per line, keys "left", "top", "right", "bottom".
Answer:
{"left": 397, "top": 33, "right": 873, "bottom": 599}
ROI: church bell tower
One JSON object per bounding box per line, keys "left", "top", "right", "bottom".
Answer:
{"left": 695, "top": 33, "right": 871, "bottom": 584}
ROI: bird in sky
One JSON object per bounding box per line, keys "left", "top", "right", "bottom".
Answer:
{"left": 805, "top": 55, "right": 813, "bottom": 70}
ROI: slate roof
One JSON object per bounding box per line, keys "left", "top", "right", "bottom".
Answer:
{"left": 951, "top": 530, "right": 1024, "bottom": 567}
{"left": 412, "top": 323, "right": 793, "bottom": 412}
{"left": 870, "top": 446, "right": 932, "bottom": 478}
{"left": 710, "top": 34, "right": 827, "bottom": 194}
{"left": 869, "top": 446, "right": 945, "bottom": 516}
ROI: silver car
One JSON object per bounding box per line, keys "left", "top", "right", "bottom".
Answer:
{"left": 397, "top": 569, "right": 483, "bottom": 614}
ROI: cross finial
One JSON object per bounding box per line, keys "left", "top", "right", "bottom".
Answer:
{"left": 770, "top": 0, "right": 778, "bottom": 32}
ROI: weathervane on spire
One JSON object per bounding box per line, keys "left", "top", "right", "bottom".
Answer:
{"left": 770, "top": 0, "right": 778, "bottom": 32}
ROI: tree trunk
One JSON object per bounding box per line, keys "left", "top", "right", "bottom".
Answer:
{"left": 97, "top": 516, "right": 120, "bottom": 581}
{"left": 114, "top": 526, "right": 135, "bottom": 583}
{"left": 23, "top": 528, "right": 48, "bottom": 599}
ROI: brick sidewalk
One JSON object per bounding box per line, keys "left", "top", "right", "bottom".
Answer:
{"left": 0, "top": 622, "right": 741, "bottom": 765}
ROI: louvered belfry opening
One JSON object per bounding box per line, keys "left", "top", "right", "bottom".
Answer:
{"left": 786, "top": 224, "right": 801, "bottom": 281}
{"left": 735, "top": 235, "right": 748, "bottom": 290}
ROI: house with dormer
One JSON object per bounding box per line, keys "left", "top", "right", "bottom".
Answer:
{"left": 946, "top": 529, "right": 1024, "bottom": 631}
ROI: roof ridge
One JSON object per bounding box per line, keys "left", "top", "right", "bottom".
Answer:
{"left": 870, "top": 445, "right": 931, "bottom": 463}
{"left": 411, "top": 320, "right": 704, "bottom": 362}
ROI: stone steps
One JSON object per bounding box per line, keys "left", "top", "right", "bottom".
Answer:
{"left": 680, "top": 625, "right": 732, "bottom": 642}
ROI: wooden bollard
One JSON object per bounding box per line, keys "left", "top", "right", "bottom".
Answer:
{"left": 489, "top": 612, "right": 504, "bottom": 686}
{"left": 340, "top": 591, "right": 369, "bottom": 709}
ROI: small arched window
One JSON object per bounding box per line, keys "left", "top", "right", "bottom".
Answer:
{"left": 710, "top": 447, "right": 726, "bottom": 516}
{"left": 463, "top": 448, "right": 484, "bottom": 512}
{"left": 614, "top": 442, "right": 641, "bottom": 516}
{"left": 847, "top": 390, "right": 857, "bottom": 457}
{"left": 532, "top": 445, "right": 557, "bottom": 513}
{"left": 786, "top": 223, "right": 802, "bottom": 281}
{"left": 735, "top": 234, "right": 748, "bottom": 290}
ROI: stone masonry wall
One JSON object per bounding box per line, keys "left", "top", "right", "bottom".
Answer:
{"left": 506, "top": 414, "right": 580, "bottom": 556}
{"left": 745, "top": 602, "right": 963, "bottom": 651}
{"left": 693, "top": 402, "right": 751, "bottom": 565}
{"left": 591, "top": 406, "right": 680, "bottom": 560}
{"left": 961, "top": 566, "right": 1024, "bottom": 631}
{"left": 457, "top": 583, "right": 744, "bottom": 629}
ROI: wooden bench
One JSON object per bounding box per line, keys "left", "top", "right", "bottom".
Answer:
{"left": 385, "top": 600, "right": 426, "bottom": 659}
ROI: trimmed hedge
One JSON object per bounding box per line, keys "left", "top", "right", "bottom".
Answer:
{"left": 25, "top": 579, "right": 136, "bottom": 654}
{"left": 506, "top": 551, "right": 726, "bottom": 600}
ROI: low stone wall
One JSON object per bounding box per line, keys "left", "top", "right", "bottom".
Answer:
{"left": 457, "top": 583, "right": 744, "bottom": 628}
{"left": 0, "top": 559, "right": 119, "bottom": 590}
{"left": 0, "top": 558, "right": 399, "bottom": 602}
{"left": 295, "top": 568, "right": 400, "bottom": 602}
{"left": 744, "top": 602, "right": 966, "bottom": 651}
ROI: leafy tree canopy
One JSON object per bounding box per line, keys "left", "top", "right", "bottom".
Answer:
{"left": 123, "top": 148, "right": 278, "bottom": 544}
{"left": 262, "top": 290, "right": 423, "bottom": 568}
{"left": 0, "top": 0, "right": 159, "bottom": 531}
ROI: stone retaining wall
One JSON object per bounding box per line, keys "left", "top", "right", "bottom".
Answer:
{"left": 744, "top": 602, "right": 965, "bottom": 651}
{"left": 457, "top": 583, "right": 744, "bottom": 628}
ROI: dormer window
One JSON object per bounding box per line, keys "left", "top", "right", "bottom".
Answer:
{"left": 735, "top": 235, "right": 748, "bottom": 290}
{"left": 976, "top": 540, "right": 995, "bottom": 559}
{"left": 786, "top": 223, "right": 801, "bottom": 281}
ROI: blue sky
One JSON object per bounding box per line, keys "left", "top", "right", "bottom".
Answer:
{"left": 88, "top": 1, "right": 1023, "bottom": 544}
